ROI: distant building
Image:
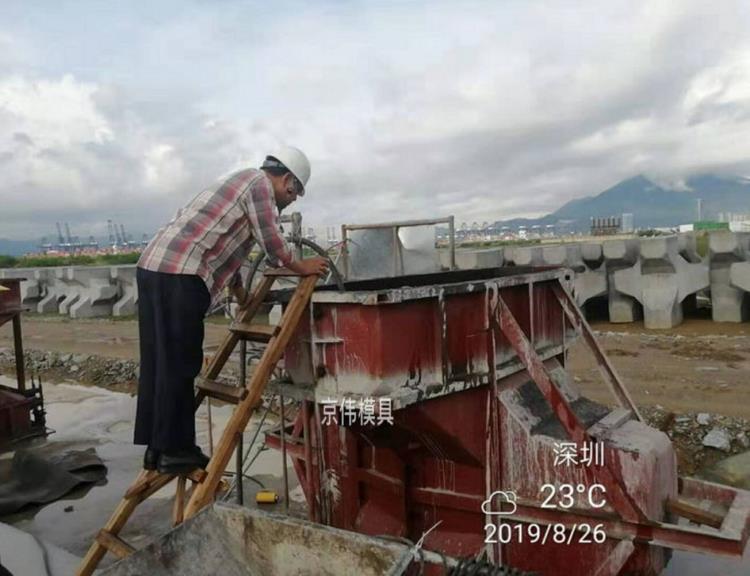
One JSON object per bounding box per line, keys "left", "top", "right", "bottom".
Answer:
{"left": 719, "top": 212, "right": 750, "bottom": 223}
{"left": 590, "top": 216, "right": 621, "bottom": 236}
{"left": 621, "top": 213, "right": 634, "bottom": 233}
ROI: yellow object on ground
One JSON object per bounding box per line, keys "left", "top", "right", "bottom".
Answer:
{"left": 255, "top": 490, "right": 279, "bottom": 504}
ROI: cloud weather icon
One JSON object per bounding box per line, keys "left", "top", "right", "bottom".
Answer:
{"left": 481, "top": 490, "right": 518, "bottom": 516}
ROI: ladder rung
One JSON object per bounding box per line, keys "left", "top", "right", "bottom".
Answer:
{"left": 124, "top": 470, "right": 160, "bottom": 499}
{"left": 229, "top": 322, "right": 278, "bottom": 342}
{"left": 196, "top": 378, "right": 248, "bottom": 404}
{"left": 96, "top": 530, "right": 135, "bottom": 559}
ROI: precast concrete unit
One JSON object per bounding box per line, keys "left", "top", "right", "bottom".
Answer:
{"left": 613, "top": 236, "right": 709, "bottom": 329}
{"left": 709, "top": 232, "right": 750, "bottom": 322}
{"left": 55, "top": 266, "right": 118, "bottom": 318}
{"left": 111, "top": 266, "right": 138, "bottom": 316}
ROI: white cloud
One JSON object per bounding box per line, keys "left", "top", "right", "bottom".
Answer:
{"left": 143, "top": 144, "right": 187, "bottom": 193}
{"left": 1, "top": 1, "right": 750, "bottom": 240}
{"left": 0, "top": 75, "right": 113, "bottom": 146}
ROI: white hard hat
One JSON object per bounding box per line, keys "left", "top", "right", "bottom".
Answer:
{"left": 262, "top": 145, "right": 311, "bottom": 195}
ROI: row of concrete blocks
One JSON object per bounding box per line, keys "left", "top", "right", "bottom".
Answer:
{"left": 0, "top": 266, "right": 137, "bottom": 318}
{"left": 4, "top": 232, "right": 750, "bottom": 328}
{"left": 443, "top": 232, "right": 750, "bottom": 329}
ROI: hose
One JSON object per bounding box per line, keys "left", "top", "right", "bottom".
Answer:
{"left": 244, "top": 238, "right": 345, "bottom": 295}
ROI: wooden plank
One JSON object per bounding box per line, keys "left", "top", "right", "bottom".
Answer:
{"left": 263, "top": 267, "right": 303, "bottom": 277}
{"left": 76, "top": 470, "right": 175, "bottom": 576}
{"left": 666, "top": 498, "right": 725, "bottom": 529}
{"left": 183, "top": 275, "right": 317, "bottom": 519}
{"left": 78, "top": 271, "right": 315, "bottom": 576}
{"left": 78, "top": 273, "right": 293, "bottom": 576}
{"left": 229, "top": 322, "right": 278, "bottom": 342}
{"left": 172, "top": 476, "right": 186, "bottom": 526}
{"left": 95, "top": 530, "right": 135, "bottom": 559}
{"left": 196, "top": 378, "right": 247, "bottom": 404}
{"left": 198, "top": 276, "right": 275, "bottom": 397}
{"left": 124, "top": 470, "right": 160, "bottom": 499}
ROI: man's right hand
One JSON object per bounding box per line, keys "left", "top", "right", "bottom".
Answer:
{"left": 289, "top": 257, "right": 330, "bottom": 277}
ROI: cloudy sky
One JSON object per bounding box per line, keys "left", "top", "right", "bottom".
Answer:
{"left": 1, "top": 0, "right": 750, "bottom": 240}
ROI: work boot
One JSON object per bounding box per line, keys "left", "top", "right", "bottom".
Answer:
{"left": 143, "top": 447, "right": 159, "bottom": 470}
{"left": 157, "top": 446, "right": 210, "bottom": 475}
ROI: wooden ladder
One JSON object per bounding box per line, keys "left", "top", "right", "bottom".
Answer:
{"left": 76, "top": 270, "right": 318, "bottom": 576}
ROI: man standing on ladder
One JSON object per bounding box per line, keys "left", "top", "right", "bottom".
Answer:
{"left": 135, "top": 146, "right": 329, "bottom": 474}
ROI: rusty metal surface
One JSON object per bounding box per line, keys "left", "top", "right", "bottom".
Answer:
{"left": 552, "top": 282, "right": 643, "bottom": 420}
{"left": 0, "top": 277, "right": 46, "bottom": 446}
{"left": 282, "top": 267, "right": 573, "bottom": 408}
{"left": 0, "top": 388, "right": 33, "bottom": 442}
{"left": 265, "top": 266, "right": 750, "bottom": 575}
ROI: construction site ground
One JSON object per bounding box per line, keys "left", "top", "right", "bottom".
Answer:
{"left": 2, "top": 314, "right": 750, "bottom": 478}
{"left": 2, "top": 314, "right": 750, "bottom": 574}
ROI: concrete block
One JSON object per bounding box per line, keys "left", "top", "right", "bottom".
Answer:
{"left": 602, "top": 239, "right": 642, "bottom": 323}
{"left": 614, "top": 235, "right": 709, "bottom": 329}
{"left": 447, "top": 248, "right": 504, "bottom": 270}
{"left": 36, "top": 268, "right": 65, "bottom": 314}
{"left": 575, "top": 268, "right": 608, "bottom": 308}
{"left": 56, "top": 266, "right": 118, "bottom": 318}
{"left": 540, "top": 244, "right": 578, "bottom": 273}
{"left": 54, "top": 268, "right": 82, "bottom": 315}
{"left": 509, "top": 245, "right": 544, "bottom": 267}
{"left": 730, "top": 261, "right": 750, "bottom": 296}
{"left": 574, "top": 243, "right": 608, "bottom": 307}
{"left": 540, "top": 244, "right": 606, "bottom": 306}
{"left": 580, "top": 242, "right": 604, "bottom": 267}
{"left": 111, "top": 265, "right": 138, "bottom": 316}
{"left": 679, "top": 232, "right": 703, "bottom": 264}
{"left": 709, "top": 232, "right": 750, "bottom": 322}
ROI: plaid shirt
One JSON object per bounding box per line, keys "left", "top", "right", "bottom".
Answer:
{"left": 138, "top": 168, "right": 292, "bottom": 304}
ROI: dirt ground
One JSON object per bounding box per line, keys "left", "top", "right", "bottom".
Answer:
{"left": 2, "top": 315, "right": 750, "bottom": 575}
{"left": 0, "top": 315, "right": 230, "bottom": 361}
{"left": 569, "top": 318, "right": 750, "bottom": 420}
{"left": 2, "top": 315, "right": 749, "bottom": 420}
{"left": 3, "top": 314, "right": 750, "bottom": 478}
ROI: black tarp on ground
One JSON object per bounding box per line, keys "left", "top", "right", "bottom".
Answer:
{"left": 0, "top": 448, "right": 107, "bottom": 516}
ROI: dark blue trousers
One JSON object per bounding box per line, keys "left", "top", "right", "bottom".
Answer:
{"left": 134, "top": 267, "right": 210, "bottom": 451}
